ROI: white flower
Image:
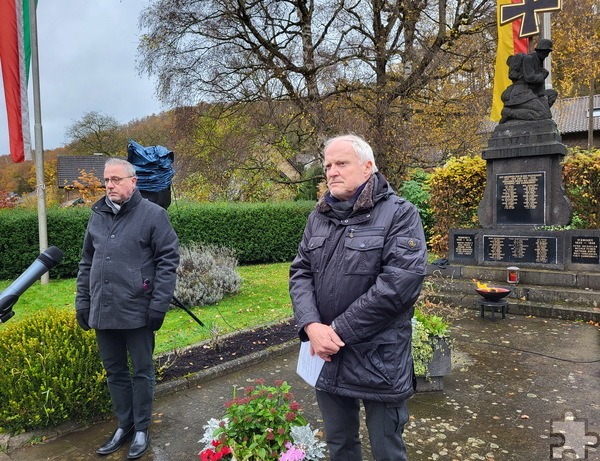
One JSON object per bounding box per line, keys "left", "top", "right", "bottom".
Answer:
{"left": 198, "top": 417, "right": 229, "bottom": 451}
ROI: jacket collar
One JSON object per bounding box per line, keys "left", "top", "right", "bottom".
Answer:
{"left": 316, "top": 173, "right": 392, "bottom": 214}
{"left": 94, "top": 188, "right": 143, "bottom": 214}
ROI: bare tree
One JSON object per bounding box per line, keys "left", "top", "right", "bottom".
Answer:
{"left": 138, "top": 0, "right": 496, "bottom": 181}
{"left": 65, "top": 111, "right": 125, "bottom": 156}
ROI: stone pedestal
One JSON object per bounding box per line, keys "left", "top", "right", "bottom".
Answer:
{"left": 448, "top": 228, "right": 600, "bottom": 270}
{"left": 478, "top": 119, "right": 572, "bottom": 228}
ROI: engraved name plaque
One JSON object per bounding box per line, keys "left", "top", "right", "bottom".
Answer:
{"left": 496, "top": 172, "right": 545, "bottom": 225}
{"left": 483, "top": 235, "right": 557, "bottom": 264}
{"left": 571, "top": 236, "right": 600, "bottom": 265}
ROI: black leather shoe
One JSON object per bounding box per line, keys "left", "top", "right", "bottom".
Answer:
{"left": 127, "top": 429, "right": 150, "bottom": 459}
{"left": 96, "top": 424, "right": 134, "bottom": 455}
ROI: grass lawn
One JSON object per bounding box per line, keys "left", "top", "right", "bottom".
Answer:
{"left": 0, "top": 262, "right": 293, "bottom": 355}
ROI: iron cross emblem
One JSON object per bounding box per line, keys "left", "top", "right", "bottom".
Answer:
{"left": 500, "top": 0, "right": 562, "bottom": 38}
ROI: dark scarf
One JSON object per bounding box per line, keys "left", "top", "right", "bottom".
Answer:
{"left": 317, "top": 174, "right": 378, "bottom": 220}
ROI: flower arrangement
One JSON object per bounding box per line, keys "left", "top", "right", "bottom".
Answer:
{"left": 198, "top": 379, "right": 326, "bottom": 461}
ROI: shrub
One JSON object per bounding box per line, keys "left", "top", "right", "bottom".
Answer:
{"left": 174, "top": 244, "right": 243, "bottom": 307}
{"left": 399, "top": 168, "right": 433, "bottom": 243}
{"left": 169, "top": 201, "right": 313, "bottom": 263}
{"left": 427, "top": 155, "right": 486, "bottom": 255}
{"left": 0, "top": 308, "right": 111, "bottom": 434}
{"left": 0, "top": 201, "right": 314, "bottom": 279}
{"left": 563, "top": 147, "right": 600, "bottom": 228}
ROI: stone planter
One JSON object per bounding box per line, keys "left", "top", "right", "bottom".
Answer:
{"left": 415, "top": 337, "right": 452, "bottom": 392}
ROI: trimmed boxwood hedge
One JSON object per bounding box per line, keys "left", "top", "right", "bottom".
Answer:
{"left": 0, "top": 308, "right": 111, "bottom": 433}
{"left": 0, "top": 201, "right": 315, "bottom": 280}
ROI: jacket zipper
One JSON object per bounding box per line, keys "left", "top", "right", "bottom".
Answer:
{"left": 348, "top": 227, "right": 385, "bottom": 238}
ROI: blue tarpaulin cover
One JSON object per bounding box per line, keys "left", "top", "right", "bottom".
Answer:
{"left": 127, "top": 139, "right": 175, "bottom": 192}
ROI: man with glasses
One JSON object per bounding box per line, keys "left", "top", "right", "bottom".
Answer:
{"left": 75, "top": 158, "right": 179, "bottom": 459}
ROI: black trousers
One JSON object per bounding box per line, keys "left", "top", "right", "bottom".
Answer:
{"left": 316, "top": 390, "right": 409, "bottom": 461}
{"left": 96, "top": 328, "right": 156, "bottom": 431}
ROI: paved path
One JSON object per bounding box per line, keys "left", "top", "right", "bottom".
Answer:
{"left": 1, "top": 312, "right": 598, "bottom": 460}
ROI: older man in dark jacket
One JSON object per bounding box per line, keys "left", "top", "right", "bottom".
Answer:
{"left": 290, "top": 135, "right": 427, "bottom": 460}
{"left": 76, "top": 158, "right": 179, "bottom": 459}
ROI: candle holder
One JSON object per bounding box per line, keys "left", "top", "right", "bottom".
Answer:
{"left": 507, "top": 266, "right": 520, "bottom": 284}
{"left": 507, "top": 266, "right": 520, "bottom": 298}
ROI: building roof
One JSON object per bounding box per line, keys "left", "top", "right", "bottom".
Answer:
{"left": 551, "top": 94, "right": 600, "bottom": 133}
{"left": 57, "top": 155, "right": 106, "bottom": 188}
{"left": 482, "top": 94, "right": 600, "bottom": 134}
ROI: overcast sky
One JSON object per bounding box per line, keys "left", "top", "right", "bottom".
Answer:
{"left": 0, "top": 0, "right": 164, "bottom": 156}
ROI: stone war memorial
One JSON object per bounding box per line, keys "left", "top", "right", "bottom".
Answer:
{"left": 436, "top": 32, "right": 599, "bottom": 323}
{"left": 451, "top": 38, "right": 599, "bottom": 273}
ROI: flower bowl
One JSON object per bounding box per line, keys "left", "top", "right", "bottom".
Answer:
{"left": 475, "top": 287, "right": 511, "bottom": 302}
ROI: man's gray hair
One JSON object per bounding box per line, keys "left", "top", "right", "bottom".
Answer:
{"left": 324, "top": 134, "right": 379, "bottom": 173}
{"left": 105, "top": 158, "right": 137, "bottom": 177}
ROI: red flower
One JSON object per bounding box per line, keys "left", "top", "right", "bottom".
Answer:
{"left": 199, "top": 440, "right": 233, "bottom": 461}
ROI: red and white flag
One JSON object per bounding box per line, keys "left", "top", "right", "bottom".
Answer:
{"left": 490, "top": 0, "right": 530, "bottom": 122}
{"left": 0, "top": 0, "right": 33, "bottom": 163}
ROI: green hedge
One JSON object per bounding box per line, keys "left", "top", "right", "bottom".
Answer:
{"left": 0, "top": 308, "right": 111, "bottom": 434}
{"left": 0, "top": 201, "right": 315, "bottom": 280}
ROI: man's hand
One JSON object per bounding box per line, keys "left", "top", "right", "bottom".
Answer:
{"left": 76, "top": 309, "right": 91, "bottom": 330}
{"left": 147, "top": 309, "right": 166, "bottom": 331}
{"left": 304, "top": 322, "right": 345, "bottom": 362}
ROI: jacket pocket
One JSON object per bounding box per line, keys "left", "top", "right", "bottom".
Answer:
{"left": 343, "top": 235, "right": 384, "bottom": 275}
{"left": 307, "top": 236, "right": 327, "bottom": 273}
{"left": 337, "top": 340, "right": 396, "bottom": 390}
{"left": 130, "top": 268, "right": 145, "bottom": 298}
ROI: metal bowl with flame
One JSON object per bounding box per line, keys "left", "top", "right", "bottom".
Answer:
{"left": 475, "top": 287, "right": 511, "bottom": 302}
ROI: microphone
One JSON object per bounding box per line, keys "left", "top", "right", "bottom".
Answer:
{"left": 0, "top": 246, "right": 64, "bottom": 323}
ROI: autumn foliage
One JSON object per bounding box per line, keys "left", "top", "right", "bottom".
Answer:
{"left": 0, "top": 191, "right": 19, "bottom": 209}
{"left": 562, "top": 148, "right": 600, "bottom": 228}
{"left": 427, "top": 155, "right": 487, "bottom": 255}
{"left": 64, "top": 169, "right": 104, "bottom": 204}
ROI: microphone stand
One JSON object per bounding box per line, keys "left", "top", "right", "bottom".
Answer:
{"left": 170, "top": 295, "right": 205, "bottom": 327}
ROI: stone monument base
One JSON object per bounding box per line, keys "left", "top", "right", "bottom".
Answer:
{"left": 449, "top": 228, "right": 600, "bottom": 271}
{"left": 478, "top": 119, "right": 572, "bottom": 229}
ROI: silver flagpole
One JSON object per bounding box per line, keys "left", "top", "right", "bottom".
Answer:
{"left": 28, "top": 0, "right": 49, "bottom": 284}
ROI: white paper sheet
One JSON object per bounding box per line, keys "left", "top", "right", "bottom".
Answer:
{"left": 296, "top": 341, "right": 325, "bottom": 387}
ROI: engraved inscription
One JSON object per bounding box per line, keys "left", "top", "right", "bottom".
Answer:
{"left": 488, "top": 237, "right": 505, "bottom": 261}
{"left": 484, "top": 235, "right": 557, "bottom": 264}
{"left": 571, "top": 237, "right": 600, "bottom": 265}
{"left": 496, "top": 172, "right": 545, "bottom": 225}
{"left": 509, "top": 238, "right": 527, "bottom": 259}
{"left": 454, "top": 235, "right": 474, "bottom": 257}
{"left": 535, "top": 239, "right": 549, "bottom": 263}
